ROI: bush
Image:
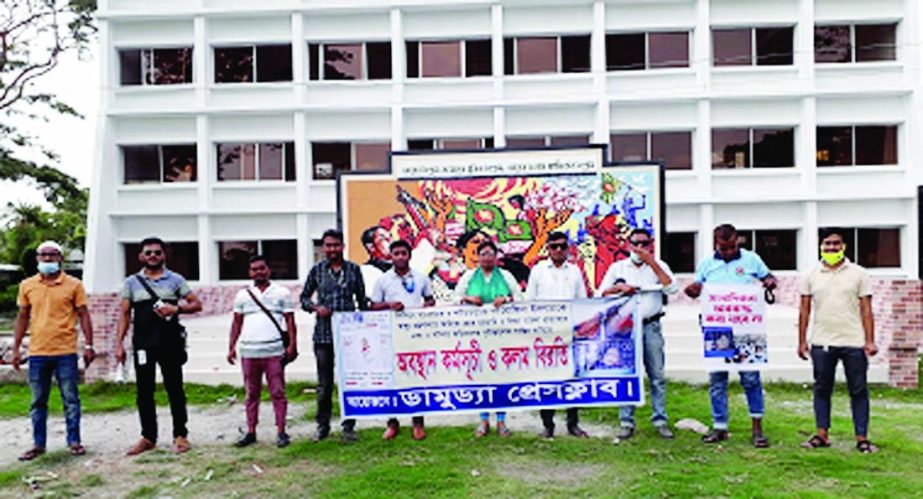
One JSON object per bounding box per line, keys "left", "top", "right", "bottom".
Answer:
{"left": 0, "top": 285, "right": 18, "bottom": 313}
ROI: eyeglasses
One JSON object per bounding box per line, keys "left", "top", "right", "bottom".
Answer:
{"left": 548, "top": 243, "right": 568, "bottom": 250}
{"left": 144, "top": 250, "right": 163, "bottom": 256}
{"left": 629, "top": 240, "right": 651, "bottom": 247}
{"left": 37, "top": 252, "right": 60, "bottom": 257}
{"left": 401, "top": 276, "right": 416, "bottom": 293}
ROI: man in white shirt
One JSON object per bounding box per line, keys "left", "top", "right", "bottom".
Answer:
{"left": 227, "top": 255, "right": 298, "bottom": 449}
{"left": 597, "top": 228, "right": 678, "bottom": 440}
{"left": 370, "top": 240, "right": 435, "bottom": 441}
{"left": 525, "top": 232, "right": 590, "bottom": 439}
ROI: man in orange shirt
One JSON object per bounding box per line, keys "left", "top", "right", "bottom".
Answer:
{"left": 12, "top": 241, "right": 95, "bottom": 461}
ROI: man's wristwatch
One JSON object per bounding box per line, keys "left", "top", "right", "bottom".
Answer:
{"left": 85, "top": 345, "right": 95, "bottom": 351}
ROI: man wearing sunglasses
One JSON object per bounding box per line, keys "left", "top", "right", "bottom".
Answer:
{"left": 370, "top": 240, "right": 435, "bottom": 441}
{"left": 597, "top": 228, "right": 678, "bottom": 441}
{"left": 525, "top": 231, "right": 590, "bottom": 439}
{"left": 116, "top": 237, "right": 202, "bottom": 456}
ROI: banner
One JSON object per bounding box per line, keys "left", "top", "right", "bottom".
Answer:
{"left": 334, "top": 297, "right": 644, "bottom": 418}
{"left": 700, "top": 283, "right": 768, "bottom": 372}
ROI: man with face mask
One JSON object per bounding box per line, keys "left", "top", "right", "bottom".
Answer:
{"left": 116, "top": 237, "right": 203, "bottom": 456}
{"left": 798, "top": 228, "right": 878, "bottom": 453}
{"left": 597, "top": 228, "right": 678, "bottom": 440}
{"left": 13, "top": 241, "right": 95, "bottom": 461}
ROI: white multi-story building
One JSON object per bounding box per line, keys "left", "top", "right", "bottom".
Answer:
{"left": 85, "top": 0, "right": 923, "bottom": 385}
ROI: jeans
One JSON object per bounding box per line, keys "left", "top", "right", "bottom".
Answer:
{"left": 134, "top": 346, "right": 188, "bottom": 443}
{"left": 709, "top": 370, "right": 764, "bottom": 430}
{"left": 620, "top": 321, "right": 668, "bottom": 428}
{"left": 479, "top": 412, "right": 506, "bottom": 422}
{"left": 811, "top": 346, "right": 869, "bottom": 437}
{"left": 314, "top": 343, "right": 355, "bottom": 431}
{"left": 540, "top": 408, "right": 579, "bottom": 432}
{"left": 242, "top": 356, "right": 287, "bottom": 431}
{"left": 29, "top": 355, "right": 81, "bottom": 448}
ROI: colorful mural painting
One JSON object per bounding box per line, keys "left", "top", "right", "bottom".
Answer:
{"left": 340, "top": 149, "right": 661, "bottom": 302}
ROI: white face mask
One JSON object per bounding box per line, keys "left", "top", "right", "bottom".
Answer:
{"left": 629, "top": 252, "right": 643, "bottom": 265}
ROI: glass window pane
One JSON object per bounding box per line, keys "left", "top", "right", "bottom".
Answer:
{"left": 550, "top": 135, "right": 590, "bottom": 146}
{"left": 262, "top": 240, "right": 298, "bottom": 279}
{"left": 816, "top": 127, "right": 853, "bottom": 166}
{"left": 214, "top": 46, "right": 253, "bottom": 83}
{"left": 756, "top": 27, "right": 794, "bottom": 65}
{"left": 665, "top": 232, "right": 696, "bottom": 273}
{"left": 217, "top": 143, "right": 256, "bottom": 181}
{"left": 124, "top": 242, "right": 199, "bottom": 280}
{"left": 256, "top": 44, "right": 292, "bottom": 82}
{"left": 712, "top": 29, "right": 752, "bottom": 66}
{"left": 561, "top": 35, "right": 591, "bottom": 73}
{"left": 856, "top": 23, "right": 897, "bottom": 62}
{"left": 421, "top": 41, "right": 461, "bottom": 77}
{"left": 753, "top": 128, "right": 795, "bottom": 168}
{"left": 366, "top": 42, "right": 392, "bottom": 80}
{"left": 651, "top": 131, "right": 692, "bottom": 170}
{"left": 465, "top": 39, "right": 492, "bottom": 77}
{"left": 440, "top": 139, "right": 481, "bottom": 150}
{"left": 736, "top": 230, "right": 754, "bottom": 251}
{"left": 162, "top": 144, "right": 197, "bottom": 182}
{"left": 218, "top": 241, "right": 257, "bottom": 280}
{"left": 284, "top": 142, "right": 296, "bottom": 181}
{"left": 312, "top": 142, "right": 351, "bottom": 179}
{"left": 857, "top": 228, "right": 900, "bottom": 267}
{"left": 814, "top": 25, "right": 851, "bottom": 63}
{"left": 123, "top": 145, "right": 160, "bottom": 184}
{"left": 517, "top": 37, "right": 558, "bottom": 74}
{"left": 855, "top": 125, "right": 898, "bottom": 165}
{"left": 119, "top": 49, "right": 142, "bottom": 85}
{"left": 610, "top": 133, "right": 647, "bottom": 162}
{"left": 606, "top": 33, "right": 645, "bottom": 71}
{"left": 406, "top": 41, "right": 419, "bottom": 78}
{"left": 649, "top": 32, "right": 689, "bottom": 69}
{"left": 151, "top": 48, "right": 192, "bottom": 85}
{"left": 504, "top": 38, "right": 514, "bottom": 75}
{"left": 324, "top": 44, "right": 362, "bottom": 80}
{"left": 506, "top": 137, "right": 547, "bottom": 148}
{"left": 355, "top": 142, "right": 391, "bottom": 171}
{"left": 755, "top": 229, "right": 797, "bottom": 270}
{"left": 308, "top": 43, "right": 319, "bottom": 80}
{"left": 259, "top": 143, "right": 284, "bottom": 180}
{"left": 408, "top": 139, "right": 434, "bottom": 151}
{"left": 712, "top": 129, "right": 750, "bottom": 168}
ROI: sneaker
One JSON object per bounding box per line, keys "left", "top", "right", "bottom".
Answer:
{"left": 173, "top": 436, "right": 191, "bottom": 454}
{"left": 616, "top": 426, "right": 635, "bottom": 440}
{"left": 234, "top": 433, "right": 256, "bottom": 448}
{"left": 383, "top": 422, "right": 400, "bottom": 441}
{"left": 311, "top": 427, "right": 330, "bottom": 443}
{"left": 126, "top": 438, "right": 156, "bottom": 456}
{"left": 655, "top": 426, "right": 675, "bottom": 440}
{"left": 341, "top": 428, "right": 359, "bottom": 443}
{"left": 411, "top": 424, "right": 427, "bottom": 441}
{"left": 276, "top": 432, "right": 290, "bottom": 448}
{"left": 568, "top": 426, "right": 589, "bottom": 438}
{"left": 538, "top": 427, "right": 555, "bottom": 440}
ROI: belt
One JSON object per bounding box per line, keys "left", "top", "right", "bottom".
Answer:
{"left": 643, "top": 312, "right": 665, "bottom": 325}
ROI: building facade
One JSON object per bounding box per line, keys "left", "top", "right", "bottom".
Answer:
{"left": 86, "top": 0, "right": 922, "bottom": 385}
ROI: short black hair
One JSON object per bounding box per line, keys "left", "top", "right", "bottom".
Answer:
{"left": 819, "top": 227, "right": 847, "bottom": 242}
{"left": 456, "top": 229, "right": 490, "bottom": 250}
{"left": 390, "top": 239, "right": 412, "bottom": 253}
{"left": 322, "top": 229, "right": 344, "bottom": 243}
{"left": 361, "top": 226, "right": 381, "bottom": 246}
{"left": 714, "top": 224, "right": 737, "bottom": 241}
{"left": 547, "top": 231, "right": 568, "bottom": 243}
{"left": 140, "top": 237, "right": 165, "bottom": 250}
{"left": 628, "top": 228, "right": 651, "bottom": 240}
{"left": 248, "top": 254, "right": 268, "bottom": 266}
{"left": 477, "top": 240, "right": 498, "bottom": 255}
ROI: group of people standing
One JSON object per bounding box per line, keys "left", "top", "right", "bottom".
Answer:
{"left": 11, "top": 222, "right": 879, "bottom": 461}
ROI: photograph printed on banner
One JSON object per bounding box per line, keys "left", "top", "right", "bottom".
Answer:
{"left": 571, "top": 298, "right": 637, "bottom": 377}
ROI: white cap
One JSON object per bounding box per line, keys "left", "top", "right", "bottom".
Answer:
{"left": 36, "top": 241, "right": 63, "bottom": 254}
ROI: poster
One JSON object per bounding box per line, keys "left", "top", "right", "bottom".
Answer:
{"left": 700, "top": 283, "right": 769, "bottom": 372}
{"left": 333, "top": 296, "right": 644, "bottom": 418}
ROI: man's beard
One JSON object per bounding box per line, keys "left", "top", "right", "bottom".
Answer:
{"left": 144, "top": 261, "right": 164, "bottom": 270}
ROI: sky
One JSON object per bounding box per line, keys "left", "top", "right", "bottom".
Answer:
{"left": 1, "top": 45, "right": 99, "bottom": 208}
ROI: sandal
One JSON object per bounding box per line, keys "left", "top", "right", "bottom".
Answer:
{"left": 18, "top": 447, "right": 45, "bottom": 462}
{"left": 701, "top": 429, "right": 728, "bottom": 444}
{"left": 475, "top": 423, "right": 489, "bottom": 438}
{"left": 801, "top": 435, "right": 830, "bottom": 449}
{"left": 497, "top": 424, "right": 512, "bottom": 438}
{"left": 752, "top": 433, "right": 770, "bottom": 448}
{"left": 856, "top": 440, "right": 879, "bottom": 454}
{"left": 69, "top": 444, "right": 87, "bottom": 456}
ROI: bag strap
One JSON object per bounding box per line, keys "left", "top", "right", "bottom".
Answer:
{"left": 245, "top": 287, "right": 286, "bottom": 338}
{"left": 134, "top": 275, "right": 161, "bottom": 302}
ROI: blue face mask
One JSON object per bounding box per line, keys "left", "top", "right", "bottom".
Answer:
{"left": 37, "top": 262, "right": 61, "bottom": 275}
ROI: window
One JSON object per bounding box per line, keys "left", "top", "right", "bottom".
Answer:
{"left": 219, "top": 240, "right": 297, "bottom": 280}
{"left": 606, "top": 31, "right": 689, "bottom": 71}
{"left": 214, "top": 44, "right": 292, "bottom": 83}
{"left": 506, "top": 135, "right": 591, "bottom": 148}
{"left": 712, "top": 128, "right": 794, "bottom": 169}
{"left": 216, "top": 142, "right": 295, "bottom": 181}
{"left": 312, "top": 141, "right": 392, "bottom": 179}
{"left": 737, "top": 229, "right": 797, "bottom": 270}
{"left": 816, "top": 125, "right": 897, "bottom": 166}
{"left": 406, "top": 39, "right": 492, "bottom": 78}
{"left": 815, "top": 23, "right": 897, "bottom": 63}
{"left": 308, "top": 42, "right": 392, "bottom": 80}
{"left": 611, "top": 131, "right": 692, "bottom": 170}
{"left": 505, "top": 35, "right": 591, "bottom": 75}
{"left": 407, "top": 138, "right": 494, "bottom": 151}
{"left": 122, "top": 144, "right": 197, "bottom": 184}
{"left": 665, "top": 232, "right": 696, "bottom": 273}
{"left": 818, "top": 227, "right": 901, "bottom": 268}
{"left": 119, "top": 48, "right": 193, "bottom": 85}
{"left": 124, "top": 242, "right": 199, "bottom": 280}
{"left": 712, "top": 27, "right": 793, "bottom": 66}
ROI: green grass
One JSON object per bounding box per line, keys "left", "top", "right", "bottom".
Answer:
{"left": 0, "top": 382, "right": 921, "bottom": 497}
